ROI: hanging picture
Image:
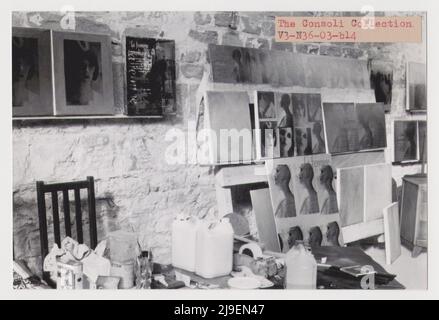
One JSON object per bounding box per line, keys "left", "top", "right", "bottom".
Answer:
{"left": 126, "top": 37, "right": 176, "bottom": 116}
{"left": 12, "top": 27, "right": 53, "bottom": 117}
{"left": 52, "top": 31, "right": 114, "bottom": 116}
{"left": 368, "top": 59, "right": 393, "bottom": 112}
{"left": 254, "top": 91, "right": 325, "bottom": 160}
{"left": 265, "top": 155, "right": 343, "bottom": 252}
{"left": 406, "top": 62, "right": 427, "bottom": 112}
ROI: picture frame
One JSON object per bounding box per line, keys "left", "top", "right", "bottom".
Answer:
{"left": 392, "top": 120, "right": 426, "bottom": 164}
{"left": 52, "top": 31, "right": 114, "bottom": 116}
{"left": 12, "top": 27, "right": 53, "bottom": 117}
{"left": 126, "top": 36, "right": 176, "bottom": 116}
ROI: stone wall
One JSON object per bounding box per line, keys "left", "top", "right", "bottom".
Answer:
{"left": 12, "top": 11, "right": 427, "bottom": 275}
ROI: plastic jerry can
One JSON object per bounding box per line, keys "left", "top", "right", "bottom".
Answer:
{"left": 285, "top": 241, "right": 317, "bottom": 289}
{"left": 195, "top": 218, "right": 234, "bottom": 279}
{"left": 171, "top": 215, "right": 199, "bottom": 272}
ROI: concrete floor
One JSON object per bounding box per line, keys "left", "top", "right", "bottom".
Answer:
{"left": 362, "top": 244, "right": 427, "bottom": 289}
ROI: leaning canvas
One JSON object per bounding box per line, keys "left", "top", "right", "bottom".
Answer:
{"left": 364, "top": 163, "right": 392, "bottom": 222}
{"left": 383, "top": 202, "right": 402, "bottom": 265}
{"left": 208, "top": 44, "right": 370, "bottom": 90}
{"left": 336, "top": 166, "right": 365, "bottom": 227}
{"left": 204, "top": 91, "right": 253, "bottom": 165}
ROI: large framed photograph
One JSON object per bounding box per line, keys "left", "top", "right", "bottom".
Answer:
{"left": 12, "top": 27, "right": 53, "bottom": 117}
{"left": 126, "top": 37, "right": 176, "bottom": 116}
{"left": 52, "top": 31, "right": 114, "bottom": 116}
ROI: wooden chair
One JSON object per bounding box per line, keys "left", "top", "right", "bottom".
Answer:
{"left": 36, "top": 176, "right": 98, "bottom": 285}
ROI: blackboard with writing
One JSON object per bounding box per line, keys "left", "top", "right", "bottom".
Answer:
{"left": 126, "top": 37, "right": 176, "bottom": 116}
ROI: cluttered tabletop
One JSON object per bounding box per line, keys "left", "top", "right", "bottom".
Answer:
{"left": 13, "top": 229, "right": 403, "bottom": 290}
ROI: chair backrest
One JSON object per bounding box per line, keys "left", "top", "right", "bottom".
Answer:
{"left": 36, "top": 176, "right": 97, "bottom": 276}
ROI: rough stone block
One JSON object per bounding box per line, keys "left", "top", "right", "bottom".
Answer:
{"left": 295, "top": 43, "right": 320, "bottom": 55}
{"left": 194, "top": 12, "right": 212, "bottom": 25}
{"left": 214, "top": 12, "right": 235, "bottom": 27}
{"left": 319, "top": 44, "right": 342, "bottom": 57}
{"left": 222, "top": 31, "right": 242, "bottom": 46}
{"left": 188, "top": 29, "right": 218, "bottom": 44}
{"left": 240, "top": 16, "right": 261, "bottom": 35}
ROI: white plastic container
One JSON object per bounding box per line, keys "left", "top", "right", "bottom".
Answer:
{"left": 285, "top": 241, "right": 317, "bottom": 289}
{"left": 171, "top": 215, "right": 199, "bottom": 272}
{"left": 195, "top": 218, "right": 234, "bottom": 279}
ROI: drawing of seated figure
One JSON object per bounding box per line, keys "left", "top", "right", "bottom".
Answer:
{"left": 326, "top": 221, "right": 341, "bottom": 246}
{"left": 273, "top": 164, "right": 296, "bottom": 218}
{"left": 308, "top": 226, "right": 323, "bottom": 247}
{"left": 298, "top": 163, "right": 320, "bottom": 214}
{"left": 319, "top": 165, "right": 339, "bottom": 214}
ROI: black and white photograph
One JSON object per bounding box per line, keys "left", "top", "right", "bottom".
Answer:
{"left": 52, "top": 31, "right": 114, "bottom": 115}
{"left": 12, "top": 27, "right": 53, "bottom": 116}
{"left": 8, "top": 7, "right": 431, "bottom": 299}
{"left": 64, "top": 40, "right": 103, "bottom": 106}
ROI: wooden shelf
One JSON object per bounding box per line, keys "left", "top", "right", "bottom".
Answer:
{"left": 12, "top": 114, "right": 179, "bottom": 127}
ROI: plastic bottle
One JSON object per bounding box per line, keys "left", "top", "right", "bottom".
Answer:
{"left": 171, "top": 215, "right": 199, "bottom": 272}
{"left": 285, "top": 241, "right": 317, "bottom": 289}
{"left": 195, "top": 218, "right": 234, "bottom": 279}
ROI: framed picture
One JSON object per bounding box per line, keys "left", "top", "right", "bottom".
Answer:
{"left": 52, "top": 31, "right": 114, "bottom": 116}
{"left": 393, "top": 120, "right": 426, "bottom": 164}
{"left": 406, "top": 62, "right": 426, "bottom": 112}
{"left": 12, "top": 27, "right": 53, "bottom": 116}
{"left": 393, "top": 120, "right": 418, "bottom": 163}
{"left": 126, "top": 37, "right": 176, "bottom": 116}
